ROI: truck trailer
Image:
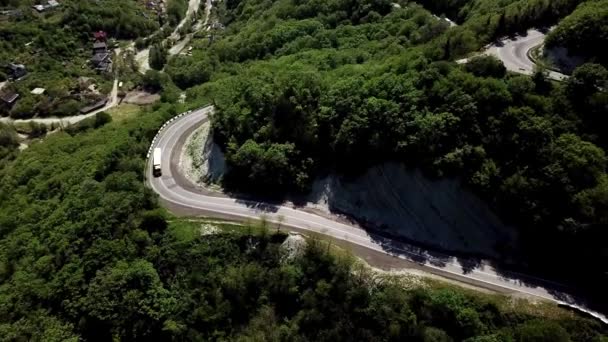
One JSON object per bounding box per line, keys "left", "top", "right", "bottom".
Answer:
{"left": 153, "top": 148, "right": 162, "bottom": 177}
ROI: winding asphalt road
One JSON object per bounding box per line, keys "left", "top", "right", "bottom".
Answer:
{"left": 146, "top": 106, "right": 607, "bottom": 324}
{"left": 458, "top": 29, "right": 568, "bottom": 81}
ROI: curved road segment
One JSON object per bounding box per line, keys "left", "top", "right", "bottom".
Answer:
{"left": 148, "top": 107, "right": 607, "bottom": 324}
{"left": 459, "top": 29, "right": 568, "bottom": 81}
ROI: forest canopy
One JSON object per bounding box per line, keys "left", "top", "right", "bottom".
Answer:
{"left": 175, "top": 0, "right": 608, "bottom": 307}
{"left": 545, "top": 0, "right": 608, "bottom": 66}
{"left": 0, "top": 106, "right": 606, "bottom": 340}
{"left": 0, "top": 0, "right": 607, "bottom": 339}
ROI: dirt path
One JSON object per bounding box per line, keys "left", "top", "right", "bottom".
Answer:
{"left": 135, "top": 48, "right": 151, "bottom": 74}
{"left": 134, "top": 0, "right": 209, "bottom": 73}
{"left": 169, "top": 0, "right": 213, "bottom": 56}
{"left": 169, "top": 0, "right": 202, "bottom": 41}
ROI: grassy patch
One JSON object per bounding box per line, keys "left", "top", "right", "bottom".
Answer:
{"left": 12, "top": 122, "right": 55, "bottom": 135}
{"left": 167, "top": 217, "right": 258, "bottom": 241}
{"left": 107, "top": 104, "right": 142, "bottom": 121}
{"left": 167, "top": 219, "right": 203, "bottom": 242}
{"left": 423, "top": 277, "right": 580, "bottom": 321}
{"left": 166, "top": 216, "right": 290, "bottom": 241}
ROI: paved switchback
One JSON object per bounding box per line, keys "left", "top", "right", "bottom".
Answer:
{"left": 148, "top": 106, "right": 607, "bottom": 324}
{"left": 457, "top": 29, "right": 568, "bottom": 81}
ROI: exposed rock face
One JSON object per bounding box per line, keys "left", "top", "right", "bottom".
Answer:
{"left": 280, "top": 233, "right": 307, "bottom": 262}
{"left": 183, "top": 127, "right": 516, "bottom": 259}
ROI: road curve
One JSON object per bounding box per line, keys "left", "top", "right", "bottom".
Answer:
{"left": 458, "top": 29, "right": 568, "bottom": 81}
{"left": 489, "top": 29, "right": 567, "bottom": 81}
{"left": 148, "top": 106, "right": 607, "bottom": 323}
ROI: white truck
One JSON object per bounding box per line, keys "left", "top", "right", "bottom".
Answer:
{"left": 153, "top": 148, "right": 162, "bottom": 177}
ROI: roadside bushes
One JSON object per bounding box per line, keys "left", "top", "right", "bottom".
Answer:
{"left": 65, "top": 112, "right": 113, "bottom": 135}
{"left": 464, "top": 56, "right": 506, "bottom": 78}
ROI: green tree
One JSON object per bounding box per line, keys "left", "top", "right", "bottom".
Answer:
{"left": 83, "top": 260, "right": 175, "bottom": 339}
{"left": 0, "top": 123, "right": 18, "bottom": 148}
{"left": 546, "top": 134, "right": 606, "bottom": 192}
{"left": 142, "top": 70, "right": 166, "bottom": 91}
{"left": 513, "top": 320, "right": 571, "bottom": 342}
{"left": 149, "top": 44, "right": 168, "bottom": 70}
{"left": 9, "top": 96, "right": 37, "bottom": 119}
{"left": 167, "top": 0, "right": 187, "bottom": 27}
{"left": 423, "top": 327, "right": 453, "bottom": 342}
{"left": 464, "top": 56, "right": 506, "bottom": 78}
{"left": 566, "top": 63, "right": 608, "bottom": 101}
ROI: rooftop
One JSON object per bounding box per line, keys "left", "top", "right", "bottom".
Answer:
{"left": 93, "top": 41, "right": 107, "bottom": 50}
{"left": 91, "top": 52, "right": 110, "bottom": 64}
{"left": 0, "top": 91, "right": 19, "bottom": 104}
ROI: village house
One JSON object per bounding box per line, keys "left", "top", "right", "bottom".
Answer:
{"left": 0, "top": 89, "right": 19, "bottom": 107}
{"left": 90, "top": 31, "right": 112, "bottom": 73}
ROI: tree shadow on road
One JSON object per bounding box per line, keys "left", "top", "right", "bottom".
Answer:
{"left": 234, "top": 199, "right": 280, "bottom": 213}
{"left": 330, "top": 207, "right": 608, "bottom": 323}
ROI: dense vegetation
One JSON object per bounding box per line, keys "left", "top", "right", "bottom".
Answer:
{"left": 414, "top": 0, "right": 585, "bottom": 53}
{"left": 0, "top": 0, "right": 607, "bottom": 339}
{"left": 365, "top": 0, "right": 590, "bottom": 65}
{"left": 167, "top": 0, "right": 188, "bottom": 27}
{"left": 545, "top": 0, "right": 608, "bottom": 66}
{"left": 169, "top": 0, "right": 608, "bottom": 305}
{"left": 0, "top": 123, "right": 19, "bottom": 170}
{"left": 0, "top": 107, "right": 606, "bottom": 340}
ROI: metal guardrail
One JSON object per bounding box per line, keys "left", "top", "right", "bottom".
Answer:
{"left": 146, "top": 105, "right": 212, "bottom": 160}
{"left": 558, "top": 302, "right": 608, "bottom": 326}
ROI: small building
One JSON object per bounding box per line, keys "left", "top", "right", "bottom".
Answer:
{"left": 90, "top": 32, "right": 112, "bottom": 73}
{"left": 31, "top": 87, "right": 46, "bottom": 95}
{"left": 0, "top": 90, "right": 19, "bottom": 107}
{"left": 91, "top": 52, "right": 112, "bottom": 72}
{"left": 7, "top": 63, "right": 27, "bottom": 80}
